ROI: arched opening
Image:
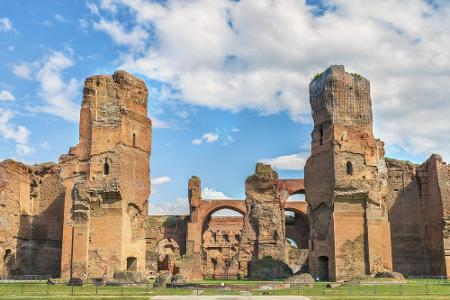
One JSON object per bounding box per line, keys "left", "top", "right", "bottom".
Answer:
{"left": 318, "top": 256, "right": 329, "bottom": 281}
{"left": 346, "top": 161, "right": 353, "bottom": 175}
{"left": 319, "top": 126, "right": 324, "bottom": 145}
{"left": 127, "top": 257, "right": 137, "bottom": 271}
{"left": 132, "top": 133, "right": 136, "bottom": 147}
{"left": 202, "top": 207, "right": 244, "bottom": 279}
{"left": 285, "top": 209, "right": 310, "bottom": 274}
{"left": 103, "top": 159, "right": 110, "bottom": 175}
{"left": 4, "top": 249, "right": 11, "bottom": 262}
{"left": 156, "top": 238, "right": 180, "bottom": 275}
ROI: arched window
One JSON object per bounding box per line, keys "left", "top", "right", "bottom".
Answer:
{"left": 346, "top": 161, "right": 353, "bottom": 175}
{"left": 132, "top": 133, "right": 136, "bottom": 147}
{"left": 103, "top": 159, "right": 110, "bottom": 175}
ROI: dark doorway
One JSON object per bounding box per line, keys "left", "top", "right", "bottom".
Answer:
{"left": 318, "top": 256, "right": 329, "bottom": 281}
{"left": 127, "top": 257, "right": 137, "bottom": 271}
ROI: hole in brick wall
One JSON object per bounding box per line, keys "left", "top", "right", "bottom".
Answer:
{"left": 132, "top": 133, "right": 136, "bottom": 147}
{"left": 319, "top": 126, "right": 324, "bottom": 145}
{"left": 127, "top": 257, "right": 137, "bottom": 271}
{"left": 223, "top": 234, "right": 230, "bottom": 242}
{"left": 104, "top": 159, "right": 110, "bottom": 175}
{"left": 318, "top": 256, "right": 329, "bottom": 281}
{"left": 346, "top": 161, "right": 353, "bottom": 175}
{"left": 4, "top": 249, "right": 11, "bottom": 262}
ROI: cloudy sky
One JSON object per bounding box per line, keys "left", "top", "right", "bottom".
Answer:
{"left": 1, "top": 0, "right": 449, "bottom": 215}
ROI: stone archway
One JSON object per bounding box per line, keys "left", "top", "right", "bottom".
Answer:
{"left": 201, "top": 207, "right": 244, "bottom": 279}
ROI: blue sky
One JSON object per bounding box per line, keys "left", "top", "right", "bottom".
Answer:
{"left": 1, "top": 0, "right": 450, "bottom": 214}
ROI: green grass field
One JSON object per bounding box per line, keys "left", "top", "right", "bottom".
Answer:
{"left": 0, "top": 280, "right": 448, "bottom": 299}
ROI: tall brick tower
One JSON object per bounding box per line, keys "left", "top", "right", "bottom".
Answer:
{"left": 304, "top": 65, "right": 392, "bottom": 281}
{"left": 59, "top": 71, "right": 151, "bottom": 279}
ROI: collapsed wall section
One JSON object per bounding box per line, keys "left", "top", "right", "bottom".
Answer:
{"left": 385, "top": 158, "right": 427, "bottom": 275}
{"left": 0, "top": 160, "right": 65, "bottom": 278}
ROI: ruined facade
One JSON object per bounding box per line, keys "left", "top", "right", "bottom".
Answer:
{"left": 0, "top": 161, "right": 65, "bottom": 278}
{"left": 304, "top": 65, "right": 450, "bottom": 281}
{"left": 305, "top": 65, "right": 392, "bottom": 281}
{"left": 1, "top": 66, "right": 450, "bottom": 282}
{"left": 146, "top": 169, "right": 309, "bottom": 280}
{"left": 59, "top": 70, "right": 151, "bottom": 279}
{"left": 386, "top": 155, "right": 450, "bottom": 276}
{"left": 0, "top": 70, "right": 151, "bottom": 280}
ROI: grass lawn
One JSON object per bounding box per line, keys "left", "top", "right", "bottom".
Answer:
{"left": 0, "top": 280, "right": 448, "bottom": 298}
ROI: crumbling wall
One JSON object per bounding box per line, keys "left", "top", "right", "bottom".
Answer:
{"left": 146, "top": 216, "right": 187, "bottom": 276}
{"left": 203, "top": 216, "right": 243, "bottom": 278}
{"left": 238, "top": 163, "right": 288, "bottom": 279}
{"left": 385, "top": 158, "right": 427, "bottom": 275}
{"left": 418, "top": 155, "right": 450, "bottom": 276}
{"left": 305, "top": 65, "right": 392, "bottom": 281}
{"left": 60, "top": 70, "right": 151, "bottom": 279}
{"left": 0, "top": 160, "right": 26, "bottom": 278}
{"left": 0, "top": 160, "right": 65, "bottom": 278}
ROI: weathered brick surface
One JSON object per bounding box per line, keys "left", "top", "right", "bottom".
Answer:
{"left": 59, "top": 70, "right": 151, "bottom": 279}
{"left": 0, "top": 160, "right": 65, "bottom": 278}
{"left": 305, "top": 65, "right": 392, "bottom": 281}
{"left": 1, "top": 66, "right": 449, "bottom": 282}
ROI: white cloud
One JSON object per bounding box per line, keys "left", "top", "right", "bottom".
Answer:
{"left": 40, "top": 141, "right": 50, "bottom": 150}
{"left": 192, "top": 132, "right": 219, "bottom": 145}
{"left": 151, "top": 116, "right": 171, "bottom": 129}
{"left": 149, "top": 197, "right": 189, "bottom": 215}
{"left": 8, "top": 46, "right": 14, "bottom": 52}
{"left": 86, "top": 2, "right": 100, "bottom": 15}
{"left": 0, "top": 108, "right": 34, "bottom": 156}
{"left": 79, "top": 18, "right": 89, "bottom": 29}
{"left": 91, "top": 0, "right": 450, "bottom": 160}
{"left": 0, "top": 90, "right": 15, "bottom": 101}
{"left": 152, "top": 176, "right": 171, "bottom": 186}
{"left": 12, "top": 62, "right": 36, "bottom": 79}
{"left": 34, "top": 51, "right": 80, "bottom": 122}
{"left": 54, "top": 14, "right": 65, "bottom": 22}
{"left": 0, "top": 17, "right": 14, "bottom": 32}
{"left": 259, "top": 153, "right": 308, "bottom": 171}
{"left": 99, "top": 0, "right": 118, "bottom": 13}
{"left": 211, "top": 209, "right": 243, "bottom": 217}
{"left": 202, "top": 187, "right": 231, "bottom": 200}
{"left": 192, "top": 138, "right": 202, "bottom": 145}
{"left": 16, "top": 144, "right": 35, "bottom": 156}
{"left": 93, "top": 18, "right": 148, "bottom": 51}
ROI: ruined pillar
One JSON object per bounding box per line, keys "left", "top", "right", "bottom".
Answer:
{"left": 238, "top": 163, "right": 289, "bottom": 279}
{"left": 60, "top": 71, "right": 151, "bottom": 279}
{"left": 304, "top": 65, "right": 392, "bottom": 281}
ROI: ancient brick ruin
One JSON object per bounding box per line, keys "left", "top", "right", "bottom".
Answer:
{"left": 1, "top": 66, "right": 449, "bottom": 281}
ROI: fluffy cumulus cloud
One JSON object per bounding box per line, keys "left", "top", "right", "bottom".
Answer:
{"left": 0, "top": 17, "right": 14, "bottom": 32}
{"left": 89, "top": 0, "right": 450, "bottom": 160}
{"left": 149, "top": 197, "right": 190, "bottom": 215}
{"left": 259, "top": 153, "right": 308, "bottom": 171}
{"left": 151, "top": 176, "right": 171, "bottom": 186}
{"left": 0, "top": 109, "right": 34, "bottom": 156}
{"left": 13, "top": 51, "right": 80, "bottom": 122}
{"left": 201, "top": 187, "right": 231, "bottom": 199}
{"left": 0, "top": 90, "right": 15, "bottom": 101}
{"left": 192, "top": 132, "right": 219, "bottom": 145}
